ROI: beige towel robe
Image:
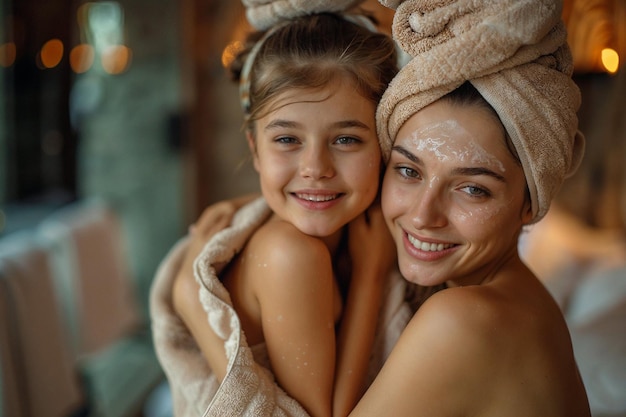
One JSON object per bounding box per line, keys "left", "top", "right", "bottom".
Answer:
{"left": 150, "top": 197, "right": 412, "bottom": 416}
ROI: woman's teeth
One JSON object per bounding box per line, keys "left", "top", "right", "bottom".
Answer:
{"left": 407, "top": 234, "right": 454, "bottom": 252}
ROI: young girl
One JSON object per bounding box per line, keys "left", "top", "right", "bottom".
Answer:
{"left": 151, "top": 10, "right": 404, "bottom": 417}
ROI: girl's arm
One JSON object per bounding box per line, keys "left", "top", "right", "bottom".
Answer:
{"left": 245, "top": 222, "right": 337, "bottom": 417}
{"left": 333, "top": 205, "right": 397, "bottom": 417}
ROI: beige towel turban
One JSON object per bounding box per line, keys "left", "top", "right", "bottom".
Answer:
{"left": 244, "top": 0, "right": 366, "bottom": 30}
{"left": 376, "top": 0, "right": 585, "bottom": 223}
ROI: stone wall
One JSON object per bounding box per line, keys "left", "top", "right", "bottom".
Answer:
{"left": 75, "top": 0, "right": 186, "bottom": 317}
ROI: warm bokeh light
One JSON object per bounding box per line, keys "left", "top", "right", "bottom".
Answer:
{"left": 40, "top": 38, "right": 64, "bottom": 69}
{"left": 601, "top": 48, "right": 619, "bottom": 73}
{"left": 0, "top": 42, "right": 17, "bottom": 67}
{"left": 221, "top": 40, "right": 243, "bottom": 68}
{"left": 70, "top": 44, "right": 95, "bottom": 73}
{"left": 101, "top": 45, "right": 131, "bottom": 74}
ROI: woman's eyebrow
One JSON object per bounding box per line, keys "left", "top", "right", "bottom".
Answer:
{"left": 391, "top": 145, "right": 421, "bottom": 164}
{"left": 452, "top": 167, "right": 506, "bottom": 182}
{"left": 392, "top": 145, "right": 506, "bottom": 182}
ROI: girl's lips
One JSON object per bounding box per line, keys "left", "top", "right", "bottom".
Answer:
{"left": 291, "top": 191, "right": 345, "bottom": 210}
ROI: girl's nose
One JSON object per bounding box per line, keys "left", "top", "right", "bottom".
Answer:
{"left": 299, "top": 145, "right": 335, "bottom": 179}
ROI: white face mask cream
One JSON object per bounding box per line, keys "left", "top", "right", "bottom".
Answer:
{"left": 407, "top": 120, "right": 507, "bottom": 174}
{"left": 400, "top": 119, "right": 513, "bottom": 226}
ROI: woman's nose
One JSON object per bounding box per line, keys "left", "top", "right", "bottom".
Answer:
{"left": 299, "top": 145, "right": 335, "bottom": 179}
{"left": 409, "top": 185, "right": 447, "bottom": 229}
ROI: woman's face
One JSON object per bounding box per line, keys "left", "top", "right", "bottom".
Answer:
{"left": 250, "top": 77, "right": 381, "bottom": 238}
{"left": 381, "top": 99, "right": 532, "bottom": 287}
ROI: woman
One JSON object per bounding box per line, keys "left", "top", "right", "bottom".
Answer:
{"left": 348, "top": 0, "right": 591, "bottom": 415}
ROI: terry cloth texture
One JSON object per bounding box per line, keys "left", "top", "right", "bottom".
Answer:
{"left": 150, "top": 197, "right": 413, "bottom": 416}
{"left": 376, "top": 0, "right": 585, "bottom": 223}
{"left": 243, "top": 0, "right": 366, "bottom": 30}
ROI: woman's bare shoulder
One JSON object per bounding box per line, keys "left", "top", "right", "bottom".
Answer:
{"left": 353, "top": 282, "right": 590, "bottom": 417}
{"left": 399, "top": 285, "right": 527, "bottom": 378}
{"left": 413, "top": 285, "right": 508, "bottom": 333}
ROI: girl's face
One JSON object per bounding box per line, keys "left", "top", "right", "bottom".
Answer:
{"left": 381, "top": 99, "right": 532, "bottom": 288}
{"left": 250, "top": 77, "right": 381, "bottom": 238}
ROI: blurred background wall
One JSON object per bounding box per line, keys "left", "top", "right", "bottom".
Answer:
{"left": 0, "top": 1, "right": 625, "bottom": 416}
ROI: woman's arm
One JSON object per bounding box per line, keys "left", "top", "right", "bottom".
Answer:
{"left": 333, "top": 206, "right": 396, "bottom": 417}
{"left": 172, "top": 193, "right": 259, "bottom": 380}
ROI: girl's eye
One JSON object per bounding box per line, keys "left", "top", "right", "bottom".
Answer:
{"left": 460, "top": 185, "right": 490, "bottom": 198}
{"left": 395, "top": 166, "right": 420, "bottom": 179}
{"left": 274, "top": 136, "right": 299, "bottom": 145}
{"left": 335, "top": 136, "right": 361, "bottom": 145}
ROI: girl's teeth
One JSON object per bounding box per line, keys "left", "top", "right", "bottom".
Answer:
{"left": 297, "top": 193, "right": 337, "bottom": 202}
{"left": 407, "top": 234, "right": 453, "bottom": 252}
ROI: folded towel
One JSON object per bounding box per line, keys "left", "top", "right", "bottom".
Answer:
{"left": 0, "top": 232, "right": 84, "bottom": 417}
{"left": 151, "top": 197, "right": 413, "bottom": 416}
{"left": 376, "top": 0, "right": 584, "bottom": 222}
{"left": 38, "top": 200, "right": 141, "bottom": 357}
{"left": 243, "top": 0, "right": 366, "bottom": 29}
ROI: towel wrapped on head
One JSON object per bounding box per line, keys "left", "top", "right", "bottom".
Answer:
{"left": 376, "top": 0, "right": 585, "bottom": 223}
{"left": 244, "top": 0, "right": 365, "bottom": 29}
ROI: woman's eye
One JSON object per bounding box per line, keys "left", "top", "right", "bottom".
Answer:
{"left": 395, "top": 166, "right": 420, "bottom": 179}
{"left": 460, "top": 185, "right": 490, "bottom": 198}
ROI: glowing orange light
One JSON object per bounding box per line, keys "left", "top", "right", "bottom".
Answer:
{"left": 221, "top": 40, "right": 243, "bottom": 68}
{"left": 101, "top": 45, "right": 131, "bottom": 75}
{"left": 0, "top": 42, "right": 17, "bottom": 67}
{"left": 40, "top": 38, "right": 64, "bottom": 69}
{"left": 601, "top": 48, "right": 619, "bottom": 74}
{"left": 70, "top": 44, "right": 95, "bottom": 73}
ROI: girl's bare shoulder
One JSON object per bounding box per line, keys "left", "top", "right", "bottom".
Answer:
{"left": 248, "top": 218, "right": 330, "bottom": 261}
{"left": 238, "top": 218, "right": 334, "bottom": 292}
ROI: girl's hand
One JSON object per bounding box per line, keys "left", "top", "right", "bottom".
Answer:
{"left": 334, "top": 204, "right": 396, "bottom": 416}
{"left": 348, "top": 204, "right": 396, "bottom": 283}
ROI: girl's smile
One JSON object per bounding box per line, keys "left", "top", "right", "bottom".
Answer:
{"left": 250, "top": 75, "right": 381, "bottom": 239}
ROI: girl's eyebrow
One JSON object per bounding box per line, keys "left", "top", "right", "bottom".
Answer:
{"left": 334, "top": 120, "right": 371, "bottom": 130}
{"left": 391, "top": 145, "right": 506, "bottom": 182}
{"left": 265, "top": 119, "right": 371, "bottom": 131}
{"left": 265, "top": 119, "right": 299, "bottom": 130}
